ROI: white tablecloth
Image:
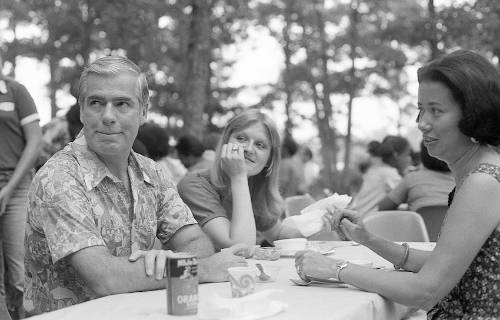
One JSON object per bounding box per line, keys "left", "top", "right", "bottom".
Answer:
{"left": 28, "top": 242, "right": 434, "bottom": 320}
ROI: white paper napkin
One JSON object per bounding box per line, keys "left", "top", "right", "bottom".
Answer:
{"left": 198, "top": 289, "right": 287, "bottom": 320}
{"left": 282, "top": 193, "right": 352, "bottom": 237}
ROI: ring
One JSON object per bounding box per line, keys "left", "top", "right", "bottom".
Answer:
{"left": 232, "top": 147, "right": 239, "bottom": 152}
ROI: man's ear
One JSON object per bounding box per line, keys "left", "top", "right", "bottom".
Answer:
{"left": 140, "top": 103, "right": 148, "bottom": 125}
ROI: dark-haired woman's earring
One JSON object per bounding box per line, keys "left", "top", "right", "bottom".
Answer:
{"left": 470, "top": 137, "right": 479, "bottom": 144}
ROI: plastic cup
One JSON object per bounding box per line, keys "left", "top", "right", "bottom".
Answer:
{"left": 227, "top": 266, "right": 257, "bottom": 298}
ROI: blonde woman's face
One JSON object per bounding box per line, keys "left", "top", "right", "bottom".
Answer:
{"left": 228, "top": 122, "right": 272, "bottom": 176}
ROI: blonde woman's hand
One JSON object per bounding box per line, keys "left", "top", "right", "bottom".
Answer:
{"left": 332, "top": 208, "right": 370, "bottom": 244}
{"left": 220, "top": 143, "right": 247, "bottom": 178}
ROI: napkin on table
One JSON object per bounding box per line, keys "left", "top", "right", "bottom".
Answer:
{"left": 198, "top": 289, "right": 287, "bottom": 320}
{"left": 282, "top": 193, "right": 352, "bottom": 237}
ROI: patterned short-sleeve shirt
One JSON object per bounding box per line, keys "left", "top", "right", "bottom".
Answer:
{"left": 24, "top": 134, "right": 197, "bottom": 315}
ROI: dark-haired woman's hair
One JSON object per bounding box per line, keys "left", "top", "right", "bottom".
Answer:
{"left": 136, "top": 122, "right": 170, "bottom": 161}
{"left": 420, "top": 142, "right": 450, "bottom": 172}
{"left": 417, "top": 50, "right": 500, "bottom": 146}
{"left": 367, "top": 135, "right": 410, "bottom": 173}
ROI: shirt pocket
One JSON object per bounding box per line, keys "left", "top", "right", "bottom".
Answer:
{"left": 0, "top": 102, "right": 15, "bottom": 112}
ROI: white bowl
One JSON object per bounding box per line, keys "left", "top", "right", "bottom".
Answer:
{"left": 273, "top": 238, "right": 307, "bottom": 255}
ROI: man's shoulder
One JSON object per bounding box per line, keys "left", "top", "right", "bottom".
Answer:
{"left": 133, "top": 152, "right": 165, "bottom": 182}
{"left": 33, "top": 146, "right": 80, "bottom": 188}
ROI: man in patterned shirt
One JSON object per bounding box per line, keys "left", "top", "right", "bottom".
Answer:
{"left": 24, "top": 56, "right": 247, "bottom": 316}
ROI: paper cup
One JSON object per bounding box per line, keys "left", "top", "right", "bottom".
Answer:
{"left": 227, "top": 266, "right": 257, "bottom": 298}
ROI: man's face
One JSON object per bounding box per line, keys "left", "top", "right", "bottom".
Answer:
{"left": 80, "top": 73, "right": 147, "bottom": 159}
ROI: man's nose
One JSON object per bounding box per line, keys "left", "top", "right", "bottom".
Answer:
{"left": 102, "top": 102, "right": 116, "bottom": 124}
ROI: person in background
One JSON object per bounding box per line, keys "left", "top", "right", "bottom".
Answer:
{"left": 350, "top": 135, "right": 412, "bottom": 216}
{"left": 278, "top": 136, "right": 307, "bottom": 198}
{"left": 296, "top": 50, "right": 500, "bottom": 319}
{"left": 178, "top": 110, "right": 309, "bottom": 249}
{"left": 137, "top": 122, "right": 187, "bottom": 184}
{"left": 301, "top": 146, "right": 320, "bottom": 192}
{"left": 0, "top": 50, "right": 42, "bottom": 319}
{"left": 378, "top": 141, "right": 455, "bottom": 212}
{"left": 24, "top": 55, "right": 245, "bottom": 316}
{"left": 197, "top": 132, "right": 220, "bottom": 170}
{"left": 175, "top": 134, "right": 208, "bottom": 171}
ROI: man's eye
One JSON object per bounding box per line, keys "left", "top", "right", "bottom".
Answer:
{"left": 116, "top": 101, "right": 129, "bottom": 108}
{"left": 89, "top": 100, "right": 102, "bottom": 106}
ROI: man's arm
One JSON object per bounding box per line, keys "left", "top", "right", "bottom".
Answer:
{"left": 164, "top": 223, "right": 215, "bottom": 258}
{"left": 68, "top": 246, "right": 168, "bottom": 297}
{"left": 69, "top": 224, "right": 247, "bottom": 296}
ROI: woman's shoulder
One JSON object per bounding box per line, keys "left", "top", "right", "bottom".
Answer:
{"left": 179, "top": 169, "right": 211, "bottom": 186}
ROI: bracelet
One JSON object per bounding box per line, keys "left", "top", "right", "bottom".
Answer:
{"left": 336, "top": 261, "right": 349, "bottom": 282}
{"left": 393, "top": 242, "right": 410, "bottom": 270}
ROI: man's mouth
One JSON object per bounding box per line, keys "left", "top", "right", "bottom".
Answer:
{"left": 423, "top": 136, "right": 438, "bottom": 143}
{"left": 98, "top": 131, "right": 119, "bottom": 135}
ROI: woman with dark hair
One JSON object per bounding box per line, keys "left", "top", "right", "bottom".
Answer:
{"left": 351, "top": 136, "right": 412, "bottom": 216}
{"left": 295, "top": 50, "right": 500, "bottom": 319}
{"left": 178, "top": 110, "right": 303, "bottom": 248}
{"left": 377, "top": 141, "right": 454, "bottom": 212}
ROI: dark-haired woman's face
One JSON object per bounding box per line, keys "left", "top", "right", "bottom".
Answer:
{"left": 417, "top": 81, "right": 468, "bottom": 162}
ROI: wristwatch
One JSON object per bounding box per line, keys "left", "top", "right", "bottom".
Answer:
{"left": 336, "top": 261, "right": 349, "bottom": 282}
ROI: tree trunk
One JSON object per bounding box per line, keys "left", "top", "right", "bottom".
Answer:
{"left": 181, "top": 0, "right": 212, "bottom": 139}
{"left": 9, "top": 15, "right": 17, "bottom": 77}
{"left": 48, "top": 56, "right": 58, "bottom": 119}
{"left": 344, "top": 0, "right": 358, "bottom": 172}
{"left": 427, "top": 0, "right": 439, "bottom": 60}
{"left": 314, "top": 2, "right": 337, "bottom": 174}
{"left": 282, "top": 0, "right": 294, "bottom": 137}
{"left": 299, "top": 10, "right": 336, "bottom": 190}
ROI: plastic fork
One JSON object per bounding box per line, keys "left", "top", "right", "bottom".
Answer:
{"left": 289, "top": 277, "right": 348, "bottom": 287}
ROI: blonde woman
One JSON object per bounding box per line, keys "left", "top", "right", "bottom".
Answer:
{"left": 178, "top": 110, "right": 304, "bottom": 249}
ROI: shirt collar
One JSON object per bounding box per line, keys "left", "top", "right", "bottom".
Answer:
{"left": 71, "top": 132, "right": 152, "bottom": 191}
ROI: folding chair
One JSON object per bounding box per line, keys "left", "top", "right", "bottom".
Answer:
{"left": 363, "top": 210, "right": 430, "bottom": 242}
{"left": 416, "top": 205, "right": 448, "bottom": 242}
{"left": 284, "top": 194, "right": 315, "bottom": 217}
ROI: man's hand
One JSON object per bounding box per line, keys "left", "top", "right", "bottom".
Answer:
{"left": 198, "top": 251, "right": 248, "bottom": 283}
{"left": 0, "top": 184, "right": 14, "bottom": 216}
{"left": 129, "top": 249, "right": 177, "bottom": 280}
{"left": 221, "top": 243, "right": 256, "bottom": 258}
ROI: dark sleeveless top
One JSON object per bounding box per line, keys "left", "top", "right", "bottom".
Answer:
{"left": 427, "top": 163, "right": 500, "bottom": 319}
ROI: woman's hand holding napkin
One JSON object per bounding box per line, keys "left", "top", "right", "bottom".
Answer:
{"left": 282, "top": 193, "right": 352, "bottom": 237}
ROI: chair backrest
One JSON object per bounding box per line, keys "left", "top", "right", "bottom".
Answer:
{"left": 363, "top": 210, "right": 430, "bottom": 242}
{"left": 416, "top": 205, "right": 448, "bottom": 242}
{"left": 284, "top": 194, "right": 315, "bottom": 217}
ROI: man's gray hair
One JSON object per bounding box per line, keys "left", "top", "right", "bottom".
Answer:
{"left": 78, "top": 55, "right": 149, "bottom": 108}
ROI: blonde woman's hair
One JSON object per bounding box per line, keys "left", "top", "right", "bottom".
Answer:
{"left": 211, "top": 110, "right": 284, "bottom": 219}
